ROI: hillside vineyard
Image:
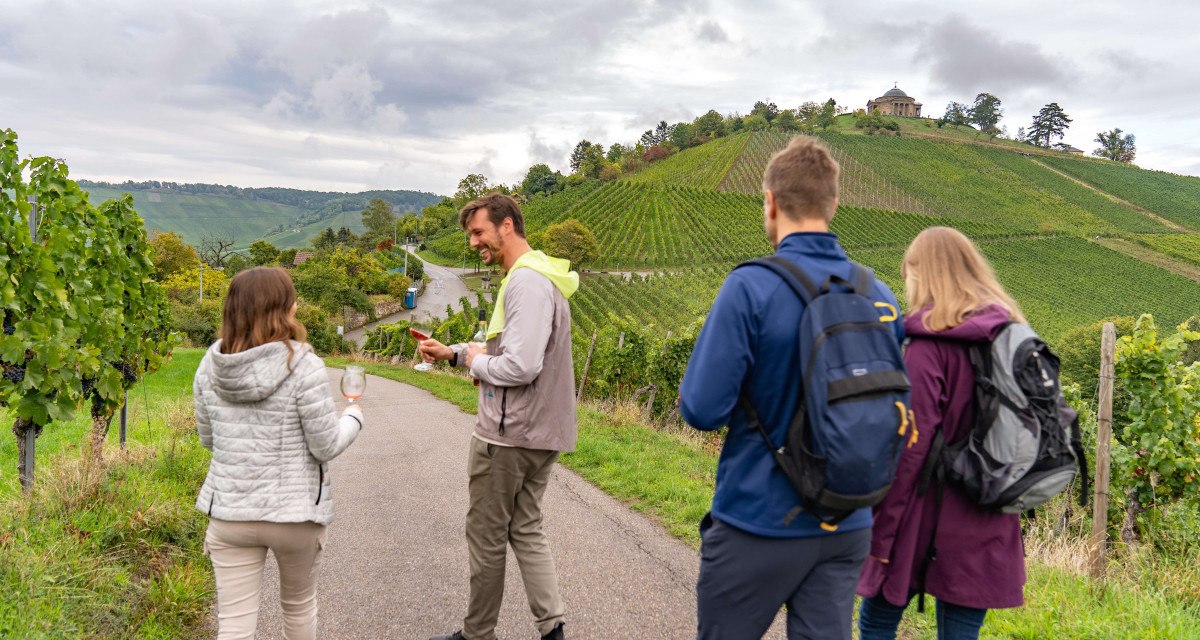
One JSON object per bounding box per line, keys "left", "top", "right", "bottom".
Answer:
{"left": 424, "top": 127, "right": 1200, "bottom": 352}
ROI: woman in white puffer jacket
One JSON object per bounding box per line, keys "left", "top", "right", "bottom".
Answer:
{"left": 194, "top": 266, "right": 362, "bottom": 640}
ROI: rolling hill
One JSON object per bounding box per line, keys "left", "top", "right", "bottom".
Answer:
{"left": 80, "top": 182, "right": 442, "bottom": 249}
{"left": 425, "top": 115, "right": 1200, "bottom": 346}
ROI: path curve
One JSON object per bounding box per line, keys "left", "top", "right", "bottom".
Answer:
{"left": 250, "top": 369, "right": 718, "bottom": 639}
{"left": 346, "top": 252, "right": 472, "bottom": 347}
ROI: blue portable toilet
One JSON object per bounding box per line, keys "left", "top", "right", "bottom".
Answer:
{"left": 404, "top": 287, "right": 418, "bottom": 309}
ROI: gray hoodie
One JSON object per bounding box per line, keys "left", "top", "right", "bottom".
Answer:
{"left": 194, "top": 340, "right": 360, "bottom": 525}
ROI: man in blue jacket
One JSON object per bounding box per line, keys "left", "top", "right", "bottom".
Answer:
{"left": 680, "top": 136, "right": 905, "bottom": 640}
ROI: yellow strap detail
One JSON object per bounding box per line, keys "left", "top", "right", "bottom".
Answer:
{"left": 896, "top": 401, "right": 909, "bottom": 436}
{"left": 820, "top": 522, "right": 839, "bottom": 532}
{"left": 908, "top": 410, "right": 919, "bottom": 448}
{"left": 875, "top": 301, "right": 898, "bottom": 322}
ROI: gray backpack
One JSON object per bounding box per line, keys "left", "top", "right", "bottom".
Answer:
{"left": 914, "top": 322, "right": 1088, "bottom": 611}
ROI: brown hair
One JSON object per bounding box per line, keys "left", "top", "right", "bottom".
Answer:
{"left": 458, "top": 192, "right": 526, "bottom": 237}
{"left": 903, "top": 227, "right": 1027, "bottom": 331}
{"left": 220, "top": 267, "right": 308, "bottom": 368}
{"left": 762, "top": 136, "right": 840, "bottom": 221}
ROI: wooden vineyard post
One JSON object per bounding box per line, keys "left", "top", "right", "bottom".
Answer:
{"left": 1090, "top": 322, "right": 1116, "bottom": 581}
{"left": 577, "top": 329, "right": 599, "bottom": 401}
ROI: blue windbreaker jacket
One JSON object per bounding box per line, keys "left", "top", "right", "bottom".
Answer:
{"left": 680, "top": 232, "right": 905, "bottom": 537}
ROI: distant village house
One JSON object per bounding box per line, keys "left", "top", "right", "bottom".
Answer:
{"left": 867, "top": 84, "right": 922, "bottom": 117}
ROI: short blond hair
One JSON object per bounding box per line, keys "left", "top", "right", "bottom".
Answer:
{"left": 762, "top": 136, "right": 839, "bottom": 221}
{"left": 903, "top": 227, "right": 1027, "bottom": 331}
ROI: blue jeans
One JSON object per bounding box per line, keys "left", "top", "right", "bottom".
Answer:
{"left": 858, "top": 593, "right": 987, "bottom": 640}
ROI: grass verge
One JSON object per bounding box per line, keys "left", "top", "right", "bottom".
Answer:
{"left": 330, "top": 355, "right": 1200, "bottom": 639}
{"left": 0, "top": 349, "right": 213, "bottom": 639}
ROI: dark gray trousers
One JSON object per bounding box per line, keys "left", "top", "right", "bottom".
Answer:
{"left": 696, "top": 515, "right": 870, "bottom": 640}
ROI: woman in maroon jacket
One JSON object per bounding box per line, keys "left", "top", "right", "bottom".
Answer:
{"left": 857, "top": 227, "right": 1028, "bottom": 639}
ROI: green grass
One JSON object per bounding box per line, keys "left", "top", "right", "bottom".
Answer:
{"left": 0, "top": 349, "right": 213, "bottom": 639}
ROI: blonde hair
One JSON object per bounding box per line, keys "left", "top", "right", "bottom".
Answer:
{"left": 902, "top": 227, "right": 1026, "bottom": 331}
{"left": 220, "top": 267, "right": 308, "bottom": 369}
{"left": 762, "top": 136, "right": 839, "bottom": 221}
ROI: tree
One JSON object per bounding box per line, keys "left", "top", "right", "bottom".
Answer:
{"left": 796, "top": 101, "right": 822, "bottom": 132}
{"left": 335, "top": 226, "right": 354, "bottom": 245}
{"left": 816, "top": 99, "right": 839, "bottom": 130}
{"left": 1027, "top": 103, "right": 1072, "bottom": 147}
{"left": 773, "top": 109, "right": 799, "bottom": 132}
{"left": 669, "top": 122, "right": 697, "bottom": 149}
{"left": 569, "top": 140, "right": 605, "bottom": 178}
{"left": 751, "top": 100, "right": 780, "bottom": 123}
{"left": 543, "top": 219, "right": 600, "bottom": 269}
{"left": 937, "top": 102, "right": 970, "bottom": 129}
{"left": 693, "top": 109, "right": 726, "bottom": 139}
{"left": 741, "top": 114, "right": 770, "bottom": 132}
{"left": 198, "top": 231, "right": 236, "bottom": 268}
{"left": 148, "top": 230, "right": 200, "bottom": 280}
{"left": 313, "top": 227, "right": 337, "bottom": 252}
{"left": 248, "top": 240, "right": 281, "bottom": 266}
{"left": 520, "top": 163, "right": 561, "bottom": 195}
{"left": 225, "top": 253, "right": 249, "bottom": 276}
{"left": 1094, "top": 128, "right": 1137, "bottom": 163}
{"left": 361, "top": 197, "right": 396, "bottom": 240}
{"left": 454, "top": 174, "right": 490, "bottom": 202}
{"left": 969, "top": 93, "right": 1003, "bottom": 134}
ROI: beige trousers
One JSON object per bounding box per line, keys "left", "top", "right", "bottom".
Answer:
{"left": 205, "top": 518, "right": 327, "bottom": 640}
{"left": 464, "top": 437, "right": 565, "bottom": 640}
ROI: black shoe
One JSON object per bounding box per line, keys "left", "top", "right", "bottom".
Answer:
{"left": 541, "top": 622, "right": 564, "bottom": 640}
{"left": 429, "top": 632, "right": 464, "bottom": 640}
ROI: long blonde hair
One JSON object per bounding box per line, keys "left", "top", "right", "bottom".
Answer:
{"left": 220, "top": 267, "right": 308, "bottom": 368}
{"left": 902, "top": 227, "right": 1026, "bottom": 331}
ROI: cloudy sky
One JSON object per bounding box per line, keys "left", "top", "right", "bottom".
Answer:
{"left": 1, "top": 0, "right": 1195, "bottom": 196}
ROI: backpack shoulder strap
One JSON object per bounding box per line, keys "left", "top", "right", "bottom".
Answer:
{"left": 733, "top": 255, "right": 818, "bottom": 305}
{"left": 850, "top": 261, "right": 874, "bottom": 297}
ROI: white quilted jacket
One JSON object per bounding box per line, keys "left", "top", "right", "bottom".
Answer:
{"left": 193, "top": 340, "right": 360, "bottom": 525}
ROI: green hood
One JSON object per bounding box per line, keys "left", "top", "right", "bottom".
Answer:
{"left": 487, "top": 250, "right": 578, "bottom": 340}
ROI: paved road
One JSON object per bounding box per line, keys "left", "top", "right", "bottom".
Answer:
{"left": 345, "top": 252, "right": 473, "bottom": 348}
{"left": 251, "top": 370, "right": 717, "bottom": 639}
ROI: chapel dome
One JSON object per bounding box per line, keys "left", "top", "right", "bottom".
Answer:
{"left": 883, "top": 86, "right": 909, "bottom": 98}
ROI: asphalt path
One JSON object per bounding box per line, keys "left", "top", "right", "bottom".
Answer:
{"left": 345, "top": 252, "right": 473, "bottom": 348}
{"left": 247, "top": 369, "right": 733, "bottom": 639}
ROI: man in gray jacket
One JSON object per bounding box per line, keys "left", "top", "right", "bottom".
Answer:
{"left": 419, "top": 193, "right": 578, "bottom": 640}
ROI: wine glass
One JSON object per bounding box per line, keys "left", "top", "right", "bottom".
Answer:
{"left": 341, "top": 365, "right": 366, "bottom": 402}
{"left": 410, "top": 324, "right": 434, "bottom": 372}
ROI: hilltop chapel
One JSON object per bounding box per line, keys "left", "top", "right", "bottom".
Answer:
{"left": 867, "top": 84, "right": 922, "bottom": 117}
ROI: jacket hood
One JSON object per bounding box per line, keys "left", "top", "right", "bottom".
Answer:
{"left": 205, "top": 340, "right": 310, "bottom": 403}
{"left": 509, "top": 250, "right": 579, "bottom": 299}
{"left": 904, "top": 304, "right": 1012, "bottom": 342}
{"left": 485, "top": 250, "right": 579, "bottom": 340}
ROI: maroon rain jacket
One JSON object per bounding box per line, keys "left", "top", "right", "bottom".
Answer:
{"left": 857, "top": 305, "right": 1026, "bottom": 610}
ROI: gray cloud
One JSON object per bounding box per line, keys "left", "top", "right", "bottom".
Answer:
{"left": 697, "top": 20, "right": 730, "bottom": 43}
{"left": 913, "top": 15, "right": 1073, "bottom": 98}
{"left": 0, "top": 0, "right": 1195, "bottom": 194}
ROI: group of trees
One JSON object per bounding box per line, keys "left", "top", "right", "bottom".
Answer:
{"left": 560, "top": 98, "right": 845, "bottom": 184}
{"left": 932, "top": 95, "right": 1135, "bottom": 164}
{"left": 938, "top": 92, "right": 1004, "bottom": 136}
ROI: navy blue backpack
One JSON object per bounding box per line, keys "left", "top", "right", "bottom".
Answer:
{"left": 735, "top": 255, "right": 914, "bottom": 529}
